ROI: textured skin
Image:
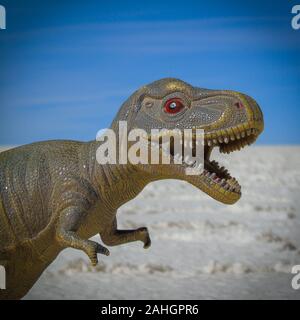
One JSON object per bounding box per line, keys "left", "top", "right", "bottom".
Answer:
{"left": 0, "top": 78, "right": 263, "bottom": 299}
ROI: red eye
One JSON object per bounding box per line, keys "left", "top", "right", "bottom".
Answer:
{"left": 164, "top": 98, "right": 185, "bottom": 114}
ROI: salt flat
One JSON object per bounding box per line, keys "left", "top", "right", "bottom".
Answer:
{"left": 1, "top": 146, "right": 300, "bottom": 299}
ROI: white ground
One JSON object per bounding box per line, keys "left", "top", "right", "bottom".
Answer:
{"left": 2, "top": 146, "right": 300, "bottom": 299}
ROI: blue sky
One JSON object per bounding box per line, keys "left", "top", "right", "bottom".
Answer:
{"left": 0, "top": 0, "right": 299, "bottom": 145}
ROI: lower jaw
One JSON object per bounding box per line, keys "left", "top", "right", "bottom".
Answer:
{"left": 184, "top": 145, "right": 242, "bottom": 202}
{"left": 186, "top": 172, "right": 241, "bottom": 205}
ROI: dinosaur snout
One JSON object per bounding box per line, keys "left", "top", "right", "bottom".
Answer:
{"left": 227, "top": 91, "right": 264, "bottom": 139}
{"left": 242, "top": 93, "right": 264, "bottom": 135}
{"left": 196, "top": 90, "right": 264, "bottom": 139}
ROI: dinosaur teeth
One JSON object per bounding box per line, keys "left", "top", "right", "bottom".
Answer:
{"left": 199, "top": 126, "right": 257, "bottom": 195}
{"left": 211, "top": 160, "right": 219, "bottom": 167}
{"left": 202, "top": 122, "right": 259, "bottom": 152}
{"left": 202, "top": 165, "right": 240, "bottom": 193}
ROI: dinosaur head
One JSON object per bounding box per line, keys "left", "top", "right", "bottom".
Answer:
{"left": 111, "top": 78, "right": 264, "bottom": 204}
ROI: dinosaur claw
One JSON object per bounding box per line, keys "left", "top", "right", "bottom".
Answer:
{"left": 143, "top": 240, "right": 151, "bottom": 249}
{"left": 95, "top": 243, "right": 110, "bottom": 256}
{"left": 91, "top": 257, "right": 98, "bottom": 266}
{"left": 138, "top": 227, "right": 151, "bottom": 249}
{"left": 137, "top": 227, "right": 151, "bottom": 249}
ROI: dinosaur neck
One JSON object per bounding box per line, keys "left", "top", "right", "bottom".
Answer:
{"left": 85, "top": 140, "right": 155, "bottom": 210}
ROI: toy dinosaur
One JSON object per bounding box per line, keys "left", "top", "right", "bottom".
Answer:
{"left": 0, "top": 78, "right": 264, "bottom": 299}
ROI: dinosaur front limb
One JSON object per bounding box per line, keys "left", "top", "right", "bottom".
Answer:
{"left": 101, "top": 220, "right": 151, "bottom": 249}
{"left": 56, "top": 206, "right": 110, "bottom": 266}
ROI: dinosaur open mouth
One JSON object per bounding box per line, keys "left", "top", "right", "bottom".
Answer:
{"left": 203, "top": 145, "right": 240, "bottom": 194}
{"left": 200, "top": 127, "right": 260, "bottom": 195}
{"left": 147, "top": 125, "right": 260, "bottom": 198}
{"left": 165, "top": 127, "right": 260, "bottom": 195}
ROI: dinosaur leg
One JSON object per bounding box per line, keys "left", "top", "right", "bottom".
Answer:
{"left": 101, "top": 219, "right": 151, "bottom": 249}
{"left": 56, "top": 206, "right": 110, "bottom": 266}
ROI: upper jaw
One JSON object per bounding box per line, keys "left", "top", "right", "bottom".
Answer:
{"left": 203, "top": 121, "right": 263, "bottom": 153}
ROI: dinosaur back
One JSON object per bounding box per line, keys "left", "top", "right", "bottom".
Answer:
{"left": 0, "top": 144, "right": 55, "bottom": 249}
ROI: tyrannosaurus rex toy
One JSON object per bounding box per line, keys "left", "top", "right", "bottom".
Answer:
{"left": 0, "top": 78, "right": 264, "bottom": 299}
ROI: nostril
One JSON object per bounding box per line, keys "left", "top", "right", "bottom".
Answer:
{"left": 235, "top": 102, "right": 244, "bottom": 109}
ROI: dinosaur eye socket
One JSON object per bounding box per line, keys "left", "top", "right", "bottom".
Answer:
{"left": 164, "top": 98, "right": 185, "bottom": 114}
